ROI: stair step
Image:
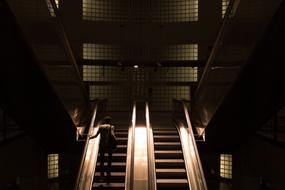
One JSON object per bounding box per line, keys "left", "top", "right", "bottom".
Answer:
{"left": 154, "top": 142, "right": 181, "bottom": 150}
{"left": 157, "top": 179, "right": 188, "bottom": 190}
{"left": 157, "top": 179, "right": 188, "bottom": 184}
{"left": 156, "top": 159, "right": 185, "bottom": 168}
{"left": 113, "top": 153, "right": 126, "bottom": 156}
{"left": 113, "top": 145, "right": 127, "bottom": 153}
{"left": 95, "top": 172, "right": 125, "bottom": 177}
{"left": 153, "top": 131, "right": 178, "bottom": 135}
{"left": 114, "top": 132, "right": 128, "bottom": 136}
{"left": 94, "top": 172, "right": 125, "bottom": 183}
{"left": 154, "top": 135, "right": 180, "bottom": 142}
{"left": 96, "top": 162, "right": 126, "bottom": 171}
{"left": 117, "top": 137, "right": 128, "bottom": 145}
{"left": 154, "top": 135, "right": 179, "bottom": 138}
{"left": 155, "top": 150, "right": 183, "bottom": 159}
{"left": 155, "top": 150, "right": 183, "bottom": 154}
{"left": 115, "top": 127, "right": 129, "bottom": 133}
{"left": 156, "top": 169, "right": 187, "bottom": 178}
{"left": 96, "top": 162, "right": 126, "bottom": 166}
{"left": 153, "top": 128, "right": 177, "bottom": 131}
{"left": 98, "top": 153, "right": 126, "bottom": 162}
{"left": 99, "top": 153, "right": 126, "bottom": 157}
{"left": 93, "top": 182, "right": 124, "bottom": 190}
{"left": 117, "top": 137, "right": 128, "bottom": 141}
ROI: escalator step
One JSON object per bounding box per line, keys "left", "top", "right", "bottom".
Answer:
{"left": 155, "top": 150, "right": 183, "bottom": 159}
{"left": 114, "top": 132, "right": 128, "bottom": 136}
{"left": 156, "top": 168, "right": 187, "bottom": 178}
{"left": 113, "top": 145, "right": 127, "bottom": 153}
{"left": 154, "top": 136, "right": 180, "bottom": 142}
{"left": 154, "top": 142, "right": 181, "bottom": 150}
{"left": 156, "top": 159, "right": 185, "bottom": 168}
{"left": 93, "top": 182, "right": 124, "bottom": 190}
{"left": 157, "top": 179, "right": 188, "bottom": 190}
{"left": 94, "top": 172, "right": 125, "bottom": 183}
{"left": 153, "top": 131, "right": 178, "bottom": 135}
{"left": 117, "top": 137, "right": 128, "bottom": 142}
{"left": 153, "top": 128, "right": 177, "bottom": 131}
{"left": 96, "top": 162, "right": 126, "bottom": 172}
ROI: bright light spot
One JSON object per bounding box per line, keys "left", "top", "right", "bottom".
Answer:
{"left": 134, "top": 126, "right": 148, "bottom": 180}
{"left": 134, "top": 65, "right": 139, "bottom": 69}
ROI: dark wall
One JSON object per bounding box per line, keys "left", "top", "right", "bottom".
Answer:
{"left": 0, "top": 136, "right": 47, "bottom": 190}
{"left": 233, "top": 136, "right": 285, "bottom": 190}
{"left": 199, "top": 149, "right": 221, "bottom": 190}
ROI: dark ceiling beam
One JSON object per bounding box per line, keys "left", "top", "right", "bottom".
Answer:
{"left": 84, "top": 81, "right": 196, "bottom": 86}
{"left": 78, "top": 59, "right": 206, "bottom": 67}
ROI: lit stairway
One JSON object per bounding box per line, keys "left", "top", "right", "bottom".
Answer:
{"left": 93, "top": 128, "right": 128, "bottom": 190}
{"left": 153, "top": 126, "right": 189, "bottom": 190}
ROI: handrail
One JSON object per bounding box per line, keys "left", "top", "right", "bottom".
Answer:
{"left": 195, "top": 0, "right": 237, "bottom": 98}
{"left": 48, "top": 0, "right": 89, "bottom": 103}
{"left": 173, "top": 99, "right": 207, "bottom": 190}
{"left": 74, "top": 101, "right": 99, "bottom": 190}
{"left": 146, "top": 102, "right": 157, "bottom": 190}
{"left": 182, "top": 101, "right": 207, "bottom": 190}
{"left": 125, "top": 102, "right": 136, "bottom": 190}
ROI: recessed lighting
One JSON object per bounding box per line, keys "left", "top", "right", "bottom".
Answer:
{"left": 134, "top": 65, "right": 138, "bottom": 68}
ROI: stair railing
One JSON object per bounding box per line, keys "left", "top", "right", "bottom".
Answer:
{"left": 74, "top": 101, "right": 100, "bottom": 190}
{"left": 125, "top": 102, "right": 136, "bottom": 190}
{"left": 173, "top": 99, "right": 208, "bottom": 190}
{"left": 146, "top": 102, "right": 157, "bottom": 190}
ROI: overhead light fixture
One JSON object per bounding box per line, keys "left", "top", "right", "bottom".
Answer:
{"left": 134, "top": 65, "right": 139, "bottom": 69}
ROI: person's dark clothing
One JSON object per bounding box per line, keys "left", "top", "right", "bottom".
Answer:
{"left": 90, "top": 124, "right": 116, "bottom": 178}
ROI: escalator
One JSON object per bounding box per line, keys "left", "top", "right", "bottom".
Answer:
{"left": 153, "top": 126, "right": 188, "bottom": 190}
{"left": 75, "top": 109, "right": 132, "bottom": 190}
{"left": 93, "top": 126, "right": 128, "bottom": 189}
{"left": 151, "top": 101, "right": 207, "bottom": 190}
{"left": 76, "top": 102, "right": 206, "bottom": 190}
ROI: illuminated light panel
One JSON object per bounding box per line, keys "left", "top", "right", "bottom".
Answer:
{"left": 220, "top": 154, "right": 232, "bottom": 179}
{"left": 155, "top": 44, "right": 198, "bottom": 61}
{"left": 48, "top": 154, "right": 59, "bottom": 179}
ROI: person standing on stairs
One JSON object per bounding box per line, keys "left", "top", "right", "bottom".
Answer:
{"left": 90, "top": 116, "right": 117, "bottom": 182}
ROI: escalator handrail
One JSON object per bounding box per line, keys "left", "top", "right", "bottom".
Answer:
{"left": 125, "top": 102, "right": 136, "bottom": 190}
{"left": 173, "top": 99, "right": 207, "bottom": 190}
{"left": 74, "top": 101, "right": 98, "bottom": 190}
{"left": 146, "top": 102, "right": 157, "bottom": 190}
{"left": 182, "top": 101, "right": 207, "bottom": 190}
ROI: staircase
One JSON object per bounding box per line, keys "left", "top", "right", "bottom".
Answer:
{"left": 93, "top": 127, "right": 128, "bottom": 190}
{"left": 153, "top": 126, "right": 189, "bottom": 190}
